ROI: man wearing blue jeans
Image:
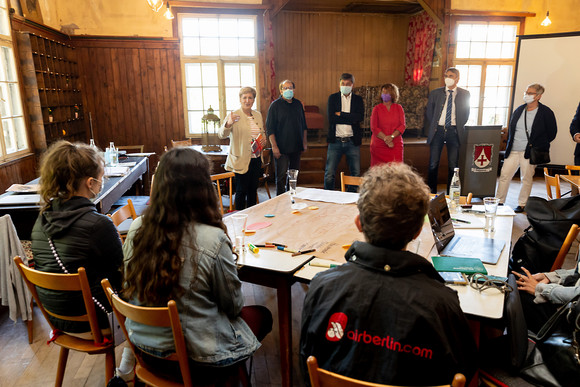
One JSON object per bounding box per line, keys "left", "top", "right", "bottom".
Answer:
{"left": 266, "top": 80, "right": 308, "bottom": 195}
{"left": 424, "top": 68, "right": 470, "bottom": 194}
{"left": 324, "top": 73, "right": 364, "bottom": 191}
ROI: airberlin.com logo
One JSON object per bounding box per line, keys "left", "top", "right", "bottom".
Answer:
{"left": 324, "top": 312, "right": 433, "bottom": 359}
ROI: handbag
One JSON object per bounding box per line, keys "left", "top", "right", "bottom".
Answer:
{"left": 524, "top": 108, "right": 551, "bottom": 165}
{"left": 520, "top": 293, "right": 580, "bottom": 387}
{"left": 47, "top": 238, "right": 126, "bottom": 347}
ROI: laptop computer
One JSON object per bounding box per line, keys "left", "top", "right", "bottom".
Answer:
{"left": 427, "top": 193, "right": 505, "bottom": 265}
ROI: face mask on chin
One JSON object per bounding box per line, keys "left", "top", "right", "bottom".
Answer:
{"left": 89, "top": 178, "right": 102, "bottom": 199}
{"left": 340, "top": 86, "right": 352, "bottom": 95}
{"left": 523, "top": 94, "right": 535, "bottom": 104}
{"left": 444, "top": 77, "right": 456, "bottom": 88}
{"left": 282, "top": 89, "right": 294, "bottom": 99}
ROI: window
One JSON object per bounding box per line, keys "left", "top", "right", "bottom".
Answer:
{"left": 180, "top": 14, "right": 258, "bottom": 136}
{"left": 0, "top": 0, "right": 28, "bottom": 161}
{"left": 453, "top": 22, "right": 519, "bottom": 128}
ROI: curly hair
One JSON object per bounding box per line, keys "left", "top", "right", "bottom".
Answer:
{"left": 38, "top": 140, "right": 103, "bottom": 211}
{"left": 123, "top": 147, "right": 228, "bottom": 305}
{"left": 357, "top": 163, "right": 429, "bottom": 250}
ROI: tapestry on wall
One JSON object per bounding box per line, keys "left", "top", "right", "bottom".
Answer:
{"left": 404, "top": 11, "right": 436, "bottom": 87}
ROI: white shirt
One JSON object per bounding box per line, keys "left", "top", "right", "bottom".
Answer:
{"left": 336, "top": 92, "right": 353, "bottom": 137}
{"left": 438, "top": 87, "right": 457, "bottom": 126}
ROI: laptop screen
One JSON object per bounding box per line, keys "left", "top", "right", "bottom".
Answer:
{"left": 427, "top": 193, "right": 455, "bottom": 253}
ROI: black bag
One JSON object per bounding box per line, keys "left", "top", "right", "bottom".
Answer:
{"left": 510, "top": 196, "right": 580, "bottom": 273}
{"left": 524, "top": 107, "right": 551, "bottom": 165}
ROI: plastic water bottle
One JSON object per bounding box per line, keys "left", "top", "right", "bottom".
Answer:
{"left": 109, "top": 142, "right": 118, "bottom": 166}
{"left": 449, "top": 168, "right": 461, "bottom": 211}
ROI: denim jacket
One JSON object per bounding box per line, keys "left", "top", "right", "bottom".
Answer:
{"left": 123, "top": 217, "right": 260, "bottom": 365}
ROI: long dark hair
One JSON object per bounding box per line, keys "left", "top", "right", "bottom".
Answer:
{"left": 123, "top": 147, "right": 227, "bottom": 305}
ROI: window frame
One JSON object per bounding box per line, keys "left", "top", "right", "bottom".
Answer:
{"left": 0, "top": 1, "right": 30, "bottom": 162}
{"left": 178, "top": 13, "right": 260, "bottom": 137}
{"left": 449, "top": 17, "right": 524, "bottom": 129}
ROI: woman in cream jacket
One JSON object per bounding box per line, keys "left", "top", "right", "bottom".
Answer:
{"left": 218, "top": 87, "right": 267, "bottom": 210}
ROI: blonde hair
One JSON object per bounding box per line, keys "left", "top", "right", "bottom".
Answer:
{"left": 527, "top": 83, "right": 545, "bottom": 96}
{"left": 239, "top": 86, "right": 257, "bottom": 99}
{"left": 357, "top": 163, "right": 429, "bottom": 250}
{"left": 39, "top": 141, "right": 104, "bottom": 210}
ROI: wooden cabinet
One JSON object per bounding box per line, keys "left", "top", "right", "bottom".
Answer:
{"left": 28, "top": 33, "right": 85, "bottom": 144}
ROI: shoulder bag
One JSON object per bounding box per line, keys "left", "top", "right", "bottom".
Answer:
{"left": 524, "top": 109, "right": 551, "bottom": 165}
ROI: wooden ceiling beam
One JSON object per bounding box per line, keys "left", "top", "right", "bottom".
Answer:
{"left": 169, "top": 1, "right": 269, "bottom": 9}
{"left": 447, "top": 9, "right": 536, "bottom": 18}
{"left": 417, "top": 0, "right": 443, "bottom": 27}
{"left": 269, "top": 0, "right": 291, "bottom": 17}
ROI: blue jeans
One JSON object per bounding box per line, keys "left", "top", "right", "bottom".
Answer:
{"left": 324, "top": 140, "right": 361, "bottom": 190}
{"left": 428, "top": 126, "right": 459, "bottom": 194}
{"left": 274, "top": 151, "right": 302, "bottom": 195}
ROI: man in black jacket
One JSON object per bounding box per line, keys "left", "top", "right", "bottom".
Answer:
{"left": 570, "top": 102, "right": 580, "bottom": 165}
{"left": 496, "top": 83, "right": 557, "bottom": 212}
{"left": 300, "top": 163, "right": 477, "bottom": 386}
{"left": 323, "top": 73, "right": 364, "bottom": 190}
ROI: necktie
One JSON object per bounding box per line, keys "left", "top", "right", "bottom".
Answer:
{"left": 445, "top": 90, "right": 453, "bottom": 128}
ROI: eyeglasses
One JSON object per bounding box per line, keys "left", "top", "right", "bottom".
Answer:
{"left": 281, "top": 86, "right": 294, "bottom": 90}
{"left": 469, "top": 273, "right": 513, "bottom": 294}
{"left": 524, "top": 92, "right": 537, "bottom": 95}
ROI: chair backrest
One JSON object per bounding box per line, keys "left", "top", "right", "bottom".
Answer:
{"left": 306, "top": 356, "right": 466, "bottom": 387}
{"left": 117, "top": 145, "right": 145, "bottom": 153}
{"left": 550, "top": 223, "right": 580, "bottom": 271}
{"left": 101, "top": 279, "right": 192, "bottom": 387}
{"left": 340, "top": 172, "right": 363, "bottom": 192}
{"left": 108, "top": 199, "right": 137, "bottom": 242}
{"left": 14, "top": 256, "right": 105, "bottom": 345}
{"left": 565, "top": 165, "right": 580, "bottom": 175}
{"left": 429, "top": 193, "right": 473, "bottom": 205}
{"left": 544, "top": 167, "right": 561, "bottom": 200}
{"left": 171, "top": 139, "right": 193, "bottom": 148}
{"left": 211, "top": 172, "right": 235, "bottom": 214}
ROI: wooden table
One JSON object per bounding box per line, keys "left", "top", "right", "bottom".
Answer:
{"left": 0, "top": 157, "right": 148, "bottom": 239}
{"left": 560, "top": 174, "right": 580, "bottom": 196}
{"left": 231, "top": 189, "right": 514, "bottom": 387}
{"left": 190, "top": 145, "right": 229, "bottom": 173}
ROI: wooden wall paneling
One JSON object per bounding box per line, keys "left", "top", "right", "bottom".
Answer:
{"left": 0, "top": 154, "right": 36, "bottom": 192}
{"left": 152, "top": 49, "right": 167, "bottom": 143}
{"left": 119, "top": 48, "right": 135, "bottom": 146}
{"left": 109, "top": 48, "right": 125, "bottom": 143}
{"left": 138, "top": 48, "right": 155, "bottom": 149}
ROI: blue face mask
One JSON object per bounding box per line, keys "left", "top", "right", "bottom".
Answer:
{"left": 282, "top": 89, "right": 294, "bottom": 99}
{"left": 340, "top": 86, "right": 352, "bottom": 95}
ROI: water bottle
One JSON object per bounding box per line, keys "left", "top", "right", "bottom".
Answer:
{"left": 109, "top": 142, "right": 118, "bottom": 166}
{"left": 89, "top": 138, "right": 97, "bottom": 150}
{"left": 104, "top": 146, "right": 111, "bottom": 166}
{"left": 449, "top": 168, "right": 461, "bottom": 211}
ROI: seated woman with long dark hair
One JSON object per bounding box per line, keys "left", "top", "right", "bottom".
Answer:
{"left": 123, "top": 147, "right": 272, "bottom": 383}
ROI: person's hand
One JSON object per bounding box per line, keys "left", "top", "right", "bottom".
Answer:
{"left": 512, "top": 267, "right": 542, "bottom": 295}
{"left": 532, "top": 272, "right": 550, "bottom": 283}
{"left": 303, "top": 142, "right": 308, "bottom": 151}
{"left": 574, "top": 133, "right": 580, "bottom": 143}
{"left": 335, "top": 112, "right": 341, "bottom": 116}
{"left": 227, "top": 111, "right": 240, "bottom": 127}
{"left": 272, "top": 146, "right": 281, "bottom": 159}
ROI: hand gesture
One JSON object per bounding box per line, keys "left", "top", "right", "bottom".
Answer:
{"left": 227, "top": 111, "right": 240, "bottom": 127}
{"left": 272, "top": 146, "right": 281, "bottom": 159}
{"left": 512, "top": 267, "right": 548, "bottom": 295}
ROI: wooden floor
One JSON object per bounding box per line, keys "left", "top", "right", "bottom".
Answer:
{"left": 1, "top": 175, "right": 577, "bottom": 387}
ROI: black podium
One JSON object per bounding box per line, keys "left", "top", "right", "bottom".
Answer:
{"left": 458, "top": 125, "right": 502, "bottom": 198}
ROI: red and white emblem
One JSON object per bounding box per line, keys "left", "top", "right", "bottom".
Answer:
{"left": 326, "top": 312, "right": 348, "bottom": 341}
{"left": 473, "top": 144, "right": 493, "bottom": 168}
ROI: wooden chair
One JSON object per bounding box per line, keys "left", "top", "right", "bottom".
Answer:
{"left": 430, "top": 193, "right": 473, "bottom": 205}
{"left": 101, "top": 279, "right": 193, "bottom": 387}
{"left": 107, "top": 198, "right": 137, "bottom": 242}
{"left": 306, "top": 356, "right": 466, "bottom": 387}
{"left": 171, "top": 139, "right": 193, "bottom": 148}
{"left": 544, "top": 167, "right": 561, "bottom": 199}
{"left": 211, "top": 172, "right": 235, "bottom": 215}
{"left": 257, "top": 148, "right": 273, "bottom": 203}
{"left": 13, "top": 257, "right": 115, "bottom": 387}
{"left": 340, "top": 172, "right": 363, "bottom": 192}
{"left": 117, "top": 144, "right": 144, "bottom": 153}
{"left": 550, "top": 224, "right": 580, "bottom": 271}
{"left": 565, "top": 165, "right": 580, "bottom": 175}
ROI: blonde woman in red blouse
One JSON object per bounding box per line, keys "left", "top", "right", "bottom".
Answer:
{"left": 370, "top": 83, "right": 406, "bottom": 166}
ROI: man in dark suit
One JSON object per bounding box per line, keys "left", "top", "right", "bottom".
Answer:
{"left": 324, "top": 73, "right": 364, "bottom": 190}
{"left": 424, "top": 67, "right": 470, "bottom": 193}
{"left": 570, "top": 102, "right": 580, "bottom": 165}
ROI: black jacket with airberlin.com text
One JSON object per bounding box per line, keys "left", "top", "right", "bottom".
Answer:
{"left": 300, "top": 241, "right": 478, "bottom": 385}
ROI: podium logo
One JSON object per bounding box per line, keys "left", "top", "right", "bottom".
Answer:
{"left": 326, "top": 312, "right": 347, "bottom": 341}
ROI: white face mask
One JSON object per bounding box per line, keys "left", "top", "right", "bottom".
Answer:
{"left": 444, "top": 77, "right": 456, "bottom": 87}
{"left": 523, "top": 94, "right": 535, "bottom": 104}
{"left": 340, "top": 85, "right": 352, "bottom": 95}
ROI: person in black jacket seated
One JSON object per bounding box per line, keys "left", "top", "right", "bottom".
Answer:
{"left": 300, "top": 163, "right": 477, "bottom": 386}
{"left": 31, "top": 141, "right": 123, "bottom": 337}
{"left": 496, "top": 83, "right": 557, "bottom": 213}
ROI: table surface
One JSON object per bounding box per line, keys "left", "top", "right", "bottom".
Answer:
{"left": 190, "top": 145, "right": 230, "bottom": 157}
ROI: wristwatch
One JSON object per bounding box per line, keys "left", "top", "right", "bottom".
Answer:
{"left": 390, "top": 134, "right": 395, "bottom": 139}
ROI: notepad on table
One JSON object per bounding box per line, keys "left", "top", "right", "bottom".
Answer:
{"left": 431, "top": 256, "right": 488, "bottom": 275}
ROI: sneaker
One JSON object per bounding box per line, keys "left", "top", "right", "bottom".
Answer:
{"left": 514, "top": 205, "right": 525, "bottom": 213}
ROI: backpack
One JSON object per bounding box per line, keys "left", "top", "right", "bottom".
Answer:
{"left": 510, "top": 195, "right": 580, "bottom": 274}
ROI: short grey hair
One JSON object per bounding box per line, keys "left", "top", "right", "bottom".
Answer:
{"left": 357, "top": 163, "right": 430, "bottom": 250}
{"left": 239, "top": 87, "right": 256, "bottom": 98}
{"left": 527, "top": 83, "right": 545, "bottom": 96}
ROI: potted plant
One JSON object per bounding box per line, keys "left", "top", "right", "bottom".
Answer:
{"left": 47, "top": 107, "right": 53, "bottom": 122}
{"left": 74, "top": 104, "right": 79, "bottom": 119}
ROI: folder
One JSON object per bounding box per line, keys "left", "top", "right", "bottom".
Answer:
{"left": 431, "top": 256, "right": 488, "bottom": 275}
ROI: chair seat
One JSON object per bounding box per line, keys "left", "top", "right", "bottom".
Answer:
{"left": 136, "top": 364, "right": 185, "bottom": 387}
{"left": 54, "top": 334, "right": 114, "bottom": 354}
{"left": 116, "top": 218, "right": 134, "bottom": 235}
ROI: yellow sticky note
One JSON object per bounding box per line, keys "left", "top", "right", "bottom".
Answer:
{"left": 342, "top": 244, "right": 351, "bottom": 249}
{"left": 308, "top": 206, "right": 319, "bottom": 210}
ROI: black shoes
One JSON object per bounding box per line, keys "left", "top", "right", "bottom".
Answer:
{"left": 514, "top": 206, "right": 525, "bottom": 213}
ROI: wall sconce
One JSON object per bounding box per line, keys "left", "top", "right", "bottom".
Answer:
{"left": 540, "top": 10, "right": 552, "bottom": 27}
{"left": 164, "top": 2, "right": 174, "bottom": 20}
{"left": 147, "top": 0, "right": 164, "bottom": 12}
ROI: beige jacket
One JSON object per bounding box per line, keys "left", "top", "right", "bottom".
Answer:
{"left": 218, "top": 109, "right": 265, "bottom": 174}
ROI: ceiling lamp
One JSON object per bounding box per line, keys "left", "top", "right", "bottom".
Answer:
{"left": 164, "top": 2, "right": 174, "bottom": 20}
{"left": 540, "top": 10, "right": 552, "bottom": 27}
{"left": 147, "top": 0, "right": 164, "bottom": 12}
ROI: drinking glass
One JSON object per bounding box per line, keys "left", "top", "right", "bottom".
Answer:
{"left": 483, "top": 197, "right": 500, "bottom": 233}
{"left": 288, "top": 169, "right": 306, "bottom": 209}
{"left": 231, "top": 213, "right": 248, "bottom": 254}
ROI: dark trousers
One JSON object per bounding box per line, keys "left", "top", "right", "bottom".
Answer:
{"left": 234, "top": 157, "right": 262, "bottom": 210}
{"left": 274, "top": 151, "right": 302, "bottom": 195}
{"left": 575, "top": 153, "right": 580, "bottom": 167}
{"left": 428, "top": 126, "right": 460, "bottom": 194}
{"left": 519, "top": 291, "right": 558, "bottom": 335}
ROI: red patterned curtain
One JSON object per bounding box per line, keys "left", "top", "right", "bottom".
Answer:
{"left": 404, "top": 12, "right": 437, "bottom": 87}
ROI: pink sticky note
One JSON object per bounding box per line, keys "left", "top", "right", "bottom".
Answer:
{"left": 246, "top": 222, "right": 272, "bottom": 231}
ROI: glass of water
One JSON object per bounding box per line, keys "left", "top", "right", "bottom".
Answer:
{"left": 483, "top": 197, "right": 500, "bottom": 233}
{"left": 287, "top": 169, "right": 306, "bottom": 209}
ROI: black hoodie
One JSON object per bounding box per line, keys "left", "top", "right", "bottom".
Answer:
{"left": 31, "top": 196, "right": 123, "bottom": 333}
